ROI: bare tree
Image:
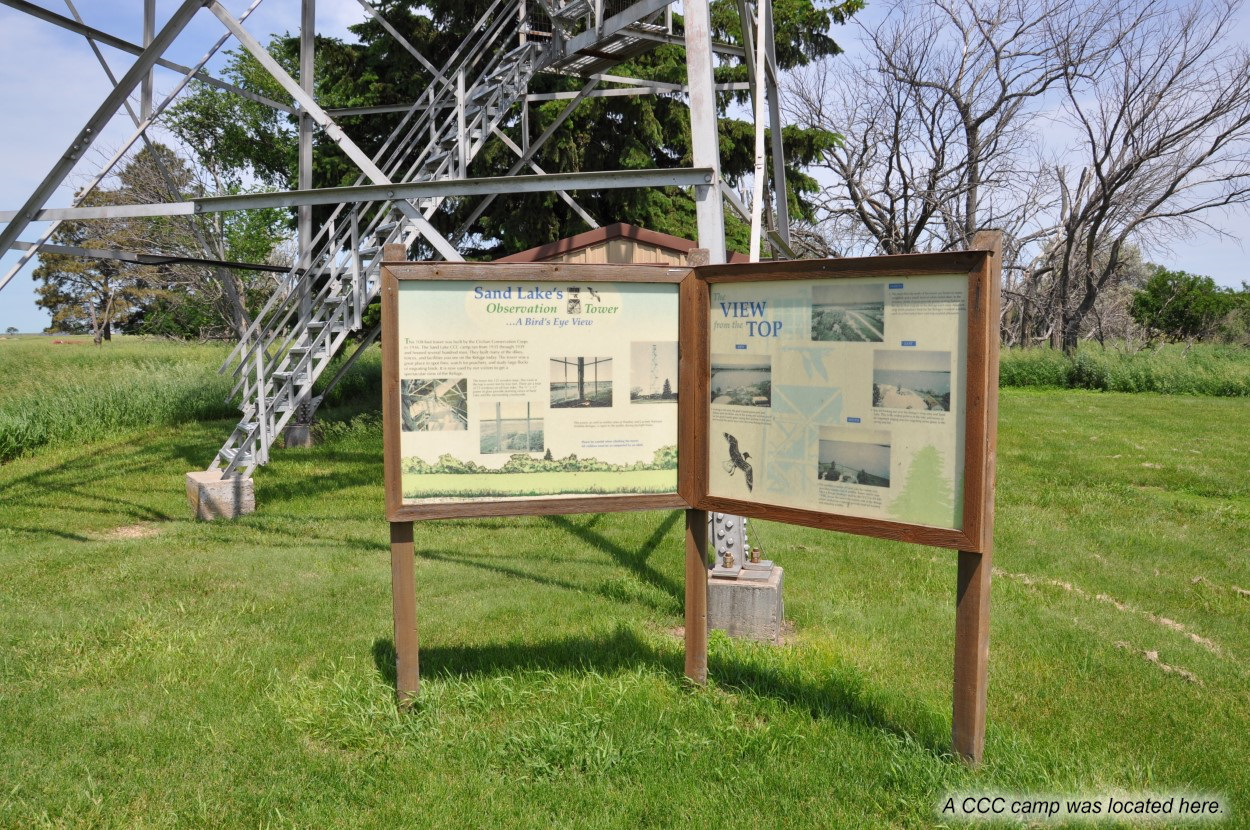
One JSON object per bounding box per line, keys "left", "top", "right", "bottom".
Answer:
{"left": 787, "top": 0, "right": 1117, "bottom": 256}
{"left": 787, "top": 0, "right": 1250, "bottom": 352}
{"left": 787, "top": 53, "right": 968, "bottom": 255}
{"left": 1042, "top": 0, "right": 1250, "bottom": 352}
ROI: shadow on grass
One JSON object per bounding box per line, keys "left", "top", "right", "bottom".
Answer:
{"left": 0, "top": 424, "right": 228, "bottom": 528}
{"left": 371, "top": 625, "right": 951, "bottom": 760}
{"left": 543, "top": 511, "right": 682, "bottom": 603}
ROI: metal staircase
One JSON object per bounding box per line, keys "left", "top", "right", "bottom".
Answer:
{"left": 211, "top": 0, "right": 678, "bottom": 479}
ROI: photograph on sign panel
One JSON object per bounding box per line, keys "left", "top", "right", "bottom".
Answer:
{"left": 550, "top": 355, "right": 613, "bottom": 408}
{"left": 818, "top": 426, "right": 891, "bottom": 488}
{"left": 872, "top": 350, "right": 951, "bottom": 412}
{"left": 630, "top": 341, "right": 678, "bottom": 404}
{"left": 710, "top": 354, "right": 771, "bottom": 407}
{"left": 811, "top": 283, "right": 885, "bottom": 342}
{"left": 479, "top": 401, "right": 544, "bottom": 454}
{"left": 401, "top": 378, "right": 468, "bottom": 431}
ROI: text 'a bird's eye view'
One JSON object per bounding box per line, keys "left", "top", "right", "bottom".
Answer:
{"left": 2, "top": 0, "right": 1250, "bottom": 827}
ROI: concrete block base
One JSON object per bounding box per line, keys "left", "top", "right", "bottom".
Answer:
{"left": 283, "top": 423, "right": 315, "bottom": 448}
{"left": 185, "top": 470, "right": 255, "bottom": 520}
{"left": 708, "top": 566, "right": 784, "bottom": 643}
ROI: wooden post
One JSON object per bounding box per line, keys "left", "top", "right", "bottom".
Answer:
{"left": 684, "top": 509, "right": 709, "bottom": 683}
{"left": 683, "top": 246, "right": 711, "bottom": 684}
{"left": 382, "top": 243, "right": 420, "bottom": 705}
{"left": 953, "top": 549, "right": 991, "bottom": 762}
{"left": 952, "top": 230, "right": 1003, "bottom": 764}
{"left": 390, "top": 520, "right": 420, "bottom": 706}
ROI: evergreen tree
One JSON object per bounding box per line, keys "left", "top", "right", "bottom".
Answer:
{"left": 889, "top": 446, "right": 955, "bottom": 528}
{"left": 662, "top": 378, "right": 673, "bottom": 399}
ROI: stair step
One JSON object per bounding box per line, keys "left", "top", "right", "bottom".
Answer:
{"left": 275, "top": 370, "right": 312, "bottom": 384}
{"left": 469, "top": 85, "right": 497, "bottom": 104}
{"left": 219, "top": 447, "right": 255, "bottom": 467}
{"left": 237, "top": 418, "right": 261, "bottom": 435}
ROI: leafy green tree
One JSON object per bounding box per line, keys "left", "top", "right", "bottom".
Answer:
{"left": 34, "top": 144, "right": 289, "bottom": 341}
{"left": 1129, "top": 267, "right": 1237, "bottom": 344}
{"left": 34, "top": 187, "right": 160, "bottom": 343}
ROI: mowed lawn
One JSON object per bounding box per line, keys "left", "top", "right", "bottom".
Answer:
{"left": 1, "top": 343, "right": 1248, "bottom": 827}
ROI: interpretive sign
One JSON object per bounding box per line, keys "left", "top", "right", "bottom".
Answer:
{"left": 682, "top": 251, "right": 999, "bottom": 553}
{"left": 382, "top": 262, "right": 688, "bottom": 521}
{"left": 383, "top": 241, "right": 1002, "bottom": 764}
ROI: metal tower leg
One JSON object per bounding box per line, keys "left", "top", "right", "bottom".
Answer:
{"left": 681, "top": 0, "right": 726, "bottom": 264}
{"left": 288, "top": 0, "right": 318, "bottom": 448}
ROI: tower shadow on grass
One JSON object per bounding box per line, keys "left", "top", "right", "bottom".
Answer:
{"left": 542, "top": 511, "right": 683, "bottom": 604}
{"left": 370, "top": 626, "right": 951, "bottom": 760}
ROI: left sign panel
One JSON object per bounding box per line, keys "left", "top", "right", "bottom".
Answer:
{"left": 395, "top": 278, "right": 681, "bottom": 509}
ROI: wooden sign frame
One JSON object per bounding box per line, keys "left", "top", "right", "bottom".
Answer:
{"left": 381, "top": 260, "right": 690, "bottom": 522}
{"left": 380, "top": 235, "right": 1001, "bottom": 764}
{"left": 681, "top": 248, "right": 1000, "bottom": 554}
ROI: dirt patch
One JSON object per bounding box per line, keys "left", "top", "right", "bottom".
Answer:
{"left": 1114, "top": 641, "right": 1202, "bottom": 685}
{"left": 101, "top": 524, "right": 161, "bottom": 540}
{"left": 997, "top": 568, "right": 1225, "bottom": 658}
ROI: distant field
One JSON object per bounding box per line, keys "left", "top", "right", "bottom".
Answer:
{"left": 0, "top": 336, "right": 233, "bottom": 462}
{"left": 0, "top": 336, "right": 382, "bottom": 463}
{"left": 403, "top": 468, "right": 676, "bottom": 499}
{"left": 1000, "top": 342, "right": 1250, "bottom": 395}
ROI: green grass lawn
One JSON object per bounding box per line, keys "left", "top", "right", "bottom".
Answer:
{"left": 1, "top": 351, "right": 1248, "bottom": 825}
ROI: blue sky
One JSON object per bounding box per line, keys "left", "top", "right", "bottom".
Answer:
{"left": 0, "top": 1, "right": 1245, "bottom": 333}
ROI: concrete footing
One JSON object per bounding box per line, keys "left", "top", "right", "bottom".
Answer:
{"left": 707, "top": 566, "right": 784, "bottom": 643}
{"left": 283, "top": 423, "right": 315, "bottom": 448}
{"left": 185, "top": 470, "right": 255, "bottom": 520}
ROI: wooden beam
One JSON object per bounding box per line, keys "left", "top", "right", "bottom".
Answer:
{"left": 953, "top": 549, "right": 991, "bottom": 762}
{"left": 683, "top": 246, "right": 710, "bottom": 684}
{"left": 390, "top": 521, "right": 420, "bottom": 706}
{"left": 952, "top": 229, "right": 1003, "bottom": 764}
{"left": 684, "top": 509, "right": 709, "bottom": 684}
{"left": 382, "top": 241, "right": 419, "bottom": 706}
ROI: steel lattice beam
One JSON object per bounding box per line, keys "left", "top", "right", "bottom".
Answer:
{"left": 0, "top": 0, "right": 208, "bottom": 263}
{"left": 1, "top": 168, "right": 715, "bottom": 222}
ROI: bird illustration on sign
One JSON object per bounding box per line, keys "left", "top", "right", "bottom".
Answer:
{"left": 722, "top": 432, "right": 754, "bottom": 492}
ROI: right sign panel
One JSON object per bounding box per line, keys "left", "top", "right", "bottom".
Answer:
{"left": 706, "top": 272, "right": 969, "bottom": 531}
